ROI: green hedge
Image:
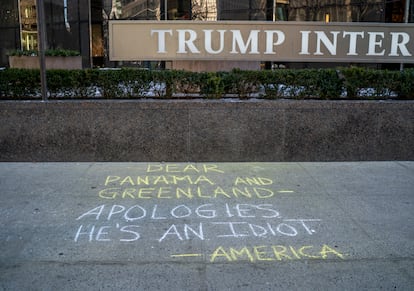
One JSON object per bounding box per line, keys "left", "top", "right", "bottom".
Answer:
{"left": 7, "top": 49, "right": 81, "bottom": 56}
{"left": 0, "top": 67, "right": 413, "bottom": 100}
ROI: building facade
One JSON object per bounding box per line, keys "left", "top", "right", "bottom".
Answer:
{"left": 1, "top": 0, "right": 413, "bottom": 69}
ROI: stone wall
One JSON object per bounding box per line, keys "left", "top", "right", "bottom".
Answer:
{"left": 0, "top": 100, "right": 412, "bottom": 161}
{"left": 8, "top": 56, "right": 82, "bottom": 69}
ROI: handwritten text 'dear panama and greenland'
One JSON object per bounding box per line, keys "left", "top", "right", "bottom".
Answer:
{"left": 99, "top": 164, "right": 292, "bottom": 200}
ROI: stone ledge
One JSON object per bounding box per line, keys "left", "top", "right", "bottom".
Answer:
{"left": 8, "top": 56, "right": 82, "bottom": 70}
{"left": 0, "top": 100, "right": 413, "bottom": 161}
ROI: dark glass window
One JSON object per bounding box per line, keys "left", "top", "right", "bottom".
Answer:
{"left": 0, "top": 0, "right": 20, "bottom": 66}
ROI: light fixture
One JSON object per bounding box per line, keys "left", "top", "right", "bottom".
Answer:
{"left": 325, "top": 13, "right": 330, "bottom": 23}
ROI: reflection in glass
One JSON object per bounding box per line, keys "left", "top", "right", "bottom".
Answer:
{"left": 103, "top": 0, "right": 161, "bottom": 20}
{"left": 20, "top": 0, "right": 38, "bottom": 51}
{"left": 191, "top": 0, "right": 217, "bottom": 20}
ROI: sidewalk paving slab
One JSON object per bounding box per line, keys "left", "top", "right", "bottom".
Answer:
{"left": 0, "top": 162, "right": 413, "bottom": 290}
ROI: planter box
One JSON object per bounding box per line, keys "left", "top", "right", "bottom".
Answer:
{"left": 8, "top": 56, "right": 82, "bottom": 69}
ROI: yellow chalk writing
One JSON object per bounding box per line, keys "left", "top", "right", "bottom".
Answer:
{"left": 120, "top": 176, "right": 134, "bottom": 186}
{"left": 104, "top": 175, "right": 216, "bottom": 186}
{"left": 99, "top": 164, "right": 294, "bottom": 200}
{"left": 171, "top": 253, "right": 203, "bottom": 258}
{"left": 320, "top": 244, "right": 345, "bottom": 259}
{"left": 234, "top": 177, "right": 273, "bottom": 186}
{"left": 98, "top": 186, "right": 276, "bottom": 200}
{"left": 209, "top": 244, "right": 345, "bottom": 263}
{"left": 146, "top": 164, "right": 224, "bottom": 173}
{"left": 254, "top": 246, "right": 274, "bottom": 261}
{"left": 210, "top": 246, "right": 233, "bottom": 262}
{"left": 230, "top": 247, "right": 255, "bottom": 262}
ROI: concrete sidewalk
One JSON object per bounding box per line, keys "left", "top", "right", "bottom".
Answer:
{"left": 0, "top": 162, "right": 413, "bottom": 290}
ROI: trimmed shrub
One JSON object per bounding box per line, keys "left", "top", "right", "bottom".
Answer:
{"left": 0, "top": 67, "right": 413, "bottom": 100}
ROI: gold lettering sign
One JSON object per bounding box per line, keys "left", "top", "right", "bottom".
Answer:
{"left": 109, "top": 21, "right": 414, "bottom": 63}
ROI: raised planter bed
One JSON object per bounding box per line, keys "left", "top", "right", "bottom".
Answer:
{"left": 8, "top": 55, "right": 82, "bottom": 70}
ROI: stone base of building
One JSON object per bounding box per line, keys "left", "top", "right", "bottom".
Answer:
{"left": 1, "top": 100, "right": 413, "bottom": 162}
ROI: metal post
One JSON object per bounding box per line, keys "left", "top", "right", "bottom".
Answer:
{"left": 18, "top": 0, "right": 23, "bottom": 50}
{"left": 165, "top": 0, "right": 168, "bottom": 20}
{"left": 401, "top": 0, "right": 410, "bottom": 70}
{"left": 36, "top": 0, "right": 48, "bottom": 101}
{"left": 404, "top": 0, "right": 411, "bottom": 23}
